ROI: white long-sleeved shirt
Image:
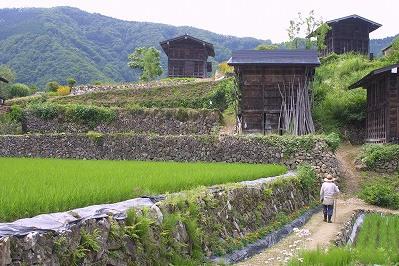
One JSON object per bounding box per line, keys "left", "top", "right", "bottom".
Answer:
{"left": 320, "top": 182, "right": 339, "bottom": 205}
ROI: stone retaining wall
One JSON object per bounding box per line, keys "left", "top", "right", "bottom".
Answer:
{"left": 0, "top": 174, "right": 317, "bottom": 265}
{"left": 22, "top": 108, "right": 221, "bottom": 135}
{"left": 0, "top": 134, "right": 339, "bottom": 179}
{"left": 368, "top": 160, "right": 399, "bottom": 173}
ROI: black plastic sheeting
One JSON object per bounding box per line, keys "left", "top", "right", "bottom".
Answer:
{"left": 211, "top": 205, "right": 322, "bottom": 264}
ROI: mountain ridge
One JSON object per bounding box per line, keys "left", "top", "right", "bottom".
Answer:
{"left": 0, "top": 6, "right": 396, "bottom": 87}
{"left": 0, "top": 6, "right": 269, "bottom": 87}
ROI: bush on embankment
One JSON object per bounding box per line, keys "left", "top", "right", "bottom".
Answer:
{"left": 360, "top": 175, "right": 399, "bottom": 209}
{"left": 359, "top": 144, "right": 399, "bottom": 170}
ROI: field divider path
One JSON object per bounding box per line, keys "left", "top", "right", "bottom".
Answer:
{"left": 0, "top": 171, "right": 295, "bottom": 238}
{"left": 212, "top": 205, "right": 321, "bottom": 264}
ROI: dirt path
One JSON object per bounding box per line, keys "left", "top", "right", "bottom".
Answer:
{"left": 336, "top": 143, "right": 362, "bottom": 194}
{"left": 235, "top": 143, "right": 397, "bottom": 265}
{"left": 236, "top": 198, "right": 399, "bottom": 266}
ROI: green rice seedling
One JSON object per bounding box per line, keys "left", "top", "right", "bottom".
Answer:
{"left": 288, "top": 214, "right": 399, "bottom": 265}
{"left": 0, "top": 157, "right": 286, "bottom": 222}
{"left": 288, "top": 247, "right": 354, "bottom": 266}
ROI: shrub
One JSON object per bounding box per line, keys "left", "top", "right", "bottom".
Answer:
{"left": 297, "top": 163, "right": 317, "bottom": 190}
{"left": 46, "top": 81, "right": 60, "bottom": 92}
{"left": 8, "top": 105, "right": 23, "bottom": 122}
{"left": 324, "top": 132, "right": 341, "bottom": 152}
{"left": 8, "top": 83, "right": 33, "bottom": 98}
{"left": 29, "top": 103, "right": 60, "bottom": 119}
{"left": 65, "top": 104, "right": 116, "bottom": 128}
{"left": 218, "top": 62, "right": 234, "bottom": 75}
{"left": 360, "top": 144, "right": 399, "bottom": 169}
{"left": 0, "top": 106, "right": 22, "bottom": 134}
{"left": 56, "top": 86, "right": 71, "bottom": 96}
{"left": 360, "top": 178, "right": 399, "bottom": 209}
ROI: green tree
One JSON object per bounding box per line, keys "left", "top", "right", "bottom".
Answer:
{"left": 255, "top": 44, "right": 279, "bottom": 50}
{"left": 46, "top": 81, "right": 60, "bottom": 92}
{"left": 8, "top": 83, "right": 33, "bottom": 98}
{"left": 66, "top": 77, "right": 76, "bottom": 88}
{"left": 314, "top": 23, "right": 332, "bottom": 51}
{"left": 0, "top": 65, "right": 16, "bottom": 99}
{"left": 287, "top": 10, "right": 323, "bottom": 49}
{"left": 128, "top": 47, "right": 162, "bottom": 81}
{"left": 287, "top": 13, "right": 303, "bottom": 49}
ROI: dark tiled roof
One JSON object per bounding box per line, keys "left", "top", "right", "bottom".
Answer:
{"left": 349, "top": 64, "right": 399, "bottom": 89}
{"left": 227, "top": 49, "right": 320, "bottom": 66}
{"left": 326, "top": 14, "right": 382, "bottom": 33}
{"left": 0, "top": 77, "right": 8, "bottom": 83}
{"left": 160, "top": 34, "right": 215, "bottom": 57}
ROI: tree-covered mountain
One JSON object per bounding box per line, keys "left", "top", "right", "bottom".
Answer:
{"left": 0, "top": 7, "right": 396, "bottom": 88}
{"left": 370, "top": 35, "right": 399, "bottom": 56}
{"left": 0, "top": 7, "right": 269, "bottom": 87}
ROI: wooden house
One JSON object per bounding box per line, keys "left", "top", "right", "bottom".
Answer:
{"left": 228, "top": 49, "right": 320, "bottom": 135}
{"left": 349, "top": 64, "right": 399, "bottom": 143}
{"left": 160, "top": 34, "right": 215, "bottom": 78}
{"left": 315, "top": 15, "right": 381, "bottom": 57}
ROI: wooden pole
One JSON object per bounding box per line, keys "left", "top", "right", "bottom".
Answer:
{"left": 333, "top": 198, "right": 337, "bottom": 223}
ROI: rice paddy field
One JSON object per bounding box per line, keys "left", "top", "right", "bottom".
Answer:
{"left": 0, "top": 157, "right": 287, "bottom": 222}
{"left": 288, "top": 213, "right": 399, "bottom": 266}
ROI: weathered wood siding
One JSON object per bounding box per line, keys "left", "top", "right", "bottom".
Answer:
{"left": 321, "top": 20, "right": 370, "bottom": 56}
{"left": 365, "top": 72, "right": 399, "bottom": 143}
{"left": 237, "top": 65, "right": 312, "bottom": 134}
{"left": 388, "top": 73, "right": 399, "bottom": 142}
{"left": 166, "top": 39, "right": 208, "bottom": 78}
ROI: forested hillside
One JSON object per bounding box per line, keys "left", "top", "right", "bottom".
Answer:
{"left": 0, "top": 7, "right": 268, "bottom": 87}
{"left": 370, "top": 35, "right": 399, "bottom": 56}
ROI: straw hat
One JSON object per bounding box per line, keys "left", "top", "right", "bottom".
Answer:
{"left": 324, "top": 175, "right": 336, "bottom": 182}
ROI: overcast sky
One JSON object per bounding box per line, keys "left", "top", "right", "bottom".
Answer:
{"left": 0, "top": 0, "right": 397, "bottom": 42}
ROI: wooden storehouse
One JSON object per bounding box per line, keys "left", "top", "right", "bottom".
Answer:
{"left": 160, "top": 34, "right": 215, "bottom": 78}
{"left": 228, "top": 49, "right": 320, "bottom": 135}
{"left": 316, "top": 15, "right": 381, "bottom": 57}
{"left": 382, "top": 44, "right": 393, "bottom": 57}
{"left": 0, "top": 77, "right": 8, "bottom": 105}
{"left": 349, "top": 64, "right": 399, "bottom": 143}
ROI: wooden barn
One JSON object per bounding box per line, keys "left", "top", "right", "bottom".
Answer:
{"left": 349, "top": 64, "right": 399, "bottom": 143}
{"left": 228, "top": 49, "right": 320, "bottom": 135}
{"left": 315, "top": 15, "right": 381, "bottom": 57}
{"left": 0, "top": 77, "right": 8, "bottom": 105}
{"left": 160, "top": 34, "right": 215, "bottom": 78}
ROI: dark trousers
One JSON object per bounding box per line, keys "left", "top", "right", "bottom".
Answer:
{"left": 323, "top": 204, "right": 334, "bottom": 218}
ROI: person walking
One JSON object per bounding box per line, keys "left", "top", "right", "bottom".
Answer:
{"left": 320, "top": 175, "right": 339, "bottom": 223}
